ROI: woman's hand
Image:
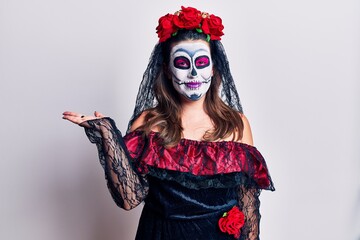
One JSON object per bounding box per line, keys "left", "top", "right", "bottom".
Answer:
{"left": 62, "top": 111, "right": 105, "bottom": 127}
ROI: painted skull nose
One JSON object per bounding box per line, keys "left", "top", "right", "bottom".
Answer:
{"left": 189, "top": 68, "right": 198, "bottom": 77}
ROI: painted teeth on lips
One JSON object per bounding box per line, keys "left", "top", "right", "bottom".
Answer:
{"left": 185, "top": 82, "right": 202, "bottom": 89}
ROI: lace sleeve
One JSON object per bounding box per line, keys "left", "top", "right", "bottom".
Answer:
{"left": 83, "top": 117, "right": 149, "bottom": 210}
{"left": 239, "top": 185, "right": 261, "bottom": 240}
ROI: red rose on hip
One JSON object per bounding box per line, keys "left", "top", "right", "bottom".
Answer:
{"left": 173, "top": 6, "right": 202, "bottom": 30}
{"left": 218, "top": 206, "right": 245, "bottom": 239}
{"left": 156, "top": 14, "right": 177, "bottom": 42}
{"left": 202, "top": 14, "right": 224, "bottom": 40}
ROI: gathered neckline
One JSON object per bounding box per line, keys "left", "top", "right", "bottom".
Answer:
{"left": 122, "top": 129, "right": 273, "bottom": 190}
{"left": 128, "top": 130, "right": 255, "bottom": 148}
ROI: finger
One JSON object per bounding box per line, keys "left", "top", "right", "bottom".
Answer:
{"left": 94, "top": 111, "right": 105, "bottom": 118}
{"left": 62, "top": 111, "right": 81, "bottom": 117}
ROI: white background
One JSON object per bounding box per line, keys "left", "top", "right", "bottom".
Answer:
{"left": 1, "top": 0, "right": 359, "bottom": 239}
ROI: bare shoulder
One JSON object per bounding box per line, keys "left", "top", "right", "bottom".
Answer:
{"left": 129, "top": 110, "right": 159, "bottom": 132}
{"left": 239, "top": 113, "right": 254, "bottom": 146}
{"left": 129, "top": 111, "right": 149, "bottom": 132}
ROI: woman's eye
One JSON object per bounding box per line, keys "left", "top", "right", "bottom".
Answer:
{"left": 195, "top": 56, "right": 210, "bottom": 68}
{"left": 174, "top": 57, "right": 190, "bottom": 69}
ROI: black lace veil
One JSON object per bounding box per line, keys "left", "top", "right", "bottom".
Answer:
{"left": 127, "top": 32, "right": 243, "bottom": 131}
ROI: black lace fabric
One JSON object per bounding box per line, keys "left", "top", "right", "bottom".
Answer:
{"left": 84, "top": 117, "right": 148, "bottom": 210}
{"left": 239, "top": 186, "right": 262, "bottom": 240}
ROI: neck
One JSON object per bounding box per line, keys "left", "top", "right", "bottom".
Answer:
{"left": 180, "top": 96, "right": 206, "bottom": 115}
{"left": 180, "top": 95, "right": 213, "bottom": 138}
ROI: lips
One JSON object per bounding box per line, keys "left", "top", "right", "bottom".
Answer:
{"left": 185, "top": 82, "right": 202, "bottom": 89}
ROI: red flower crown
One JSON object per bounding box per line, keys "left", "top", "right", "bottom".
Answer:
{"left": 156, "top": 6, "right": 224, "bottom": 43}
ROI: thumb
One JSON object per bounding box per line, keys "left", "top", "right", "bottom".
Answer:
{"left": 94, "top": 111, "right": 105, "bottom": 118}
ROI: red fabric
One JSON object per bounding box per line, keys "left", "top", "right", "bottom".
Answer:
{"left": 124, "top": 131, "right": 272, "bottom": 189}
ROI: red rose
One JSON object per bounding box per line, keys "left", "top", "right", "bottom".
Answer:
{"left": 202, "top": 14, "right": 224, "bottom": 40}
{"left": 156, "top": 14, "right": 177, "bottom": 42}
{"left": 218, "top": 206, "right": 245, "bottom": 239}
{"left": 173, "top": 6, "right": 202, "bottom": 30}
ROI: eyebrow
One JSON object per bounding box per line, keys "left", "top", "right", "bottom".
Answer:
{"left": 173, "top": 48, "right": 209, "bottom": 57}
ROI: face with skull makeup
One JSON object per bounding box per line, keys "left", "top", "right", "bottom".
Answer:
{"left": 169, "top": 40, "right": 213, "bottom": 101}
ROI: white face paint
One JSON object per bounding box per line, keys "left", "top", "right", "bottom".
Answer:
{"left": 169, "top": 41, "right": 213, "bottom": 101}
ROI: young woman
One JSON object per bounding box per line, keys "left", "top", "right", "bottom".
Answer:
{"left": 63, "top": 6, "right": 274, "bottom": 240}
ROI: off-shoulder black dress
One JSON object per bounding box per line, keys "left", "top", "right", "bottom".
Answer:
{"left": 84, "top": 118, "right": 275, "bottom": 240}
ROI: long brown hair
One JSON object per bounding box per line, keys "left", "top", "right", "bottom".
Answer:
{"left": 138, "top": 30, "right": 244, "bottom": 146}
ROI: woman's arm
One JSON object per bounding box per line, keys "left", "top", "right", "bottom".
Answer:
{"left": 240, "top": 114, "right": 254, "bottom": 146}
{"left": 63, "top": 111, "right": 148, "bottom": 210}
{"left": 239, "top": 186, "right": 261, "bottom": 240}
{"left": 238, "top": 114, "right": 262, "bottom": 239}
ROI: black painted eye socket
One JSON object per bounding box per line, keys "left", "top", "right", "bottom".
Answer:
{"left": 194, "top": 56, "right": 210, "bottom": 69}
{"left": 174, "top": 56, "right": 190, "bottom": 69}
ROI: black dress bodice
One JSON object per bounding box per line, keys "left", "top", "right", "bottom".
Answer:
{"left": 136, "top": 176, "right": 238, "bottom": 240}
{"left": 84, "top": 118, "right": 275, "bottom": 240}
